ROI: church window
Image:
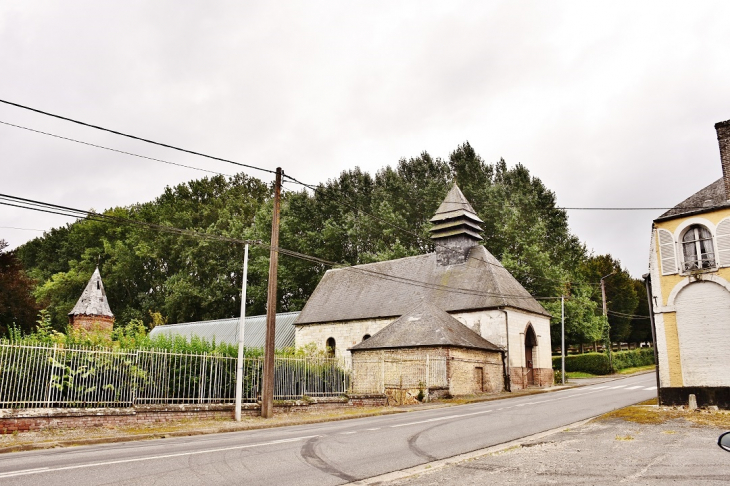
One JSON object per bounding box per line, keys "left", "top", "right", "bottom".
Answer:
{"left": 362, "top": 334, "right": 371, "bottom": 341}
{"left": 326, "top": 337, "right": 336, "bottom": 358}
{"left": 681, "top": 225, "right": 716, "bottom": 271}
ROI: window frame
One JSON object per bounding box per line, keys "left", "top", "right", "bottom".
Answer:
{"left": 680, "top": 224, "right": 717, "bottom": 272}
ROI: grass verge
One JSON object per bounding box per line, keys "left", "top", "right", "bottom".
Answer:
{"left": 598, "top": 398, "right": 730, "bottom": 428}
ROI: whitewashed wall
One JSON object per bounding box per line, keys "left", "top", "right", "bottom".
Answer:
{"left": 675, "top": 281, "right": 730, "bottom": 387}
{"left": 295, "top": 307, "right": 551, "bottom": 370}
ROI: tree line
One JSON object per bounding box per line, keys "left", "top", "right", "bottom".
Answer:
{"left": 2, "top": 142, "right": 651, "bottom": 348}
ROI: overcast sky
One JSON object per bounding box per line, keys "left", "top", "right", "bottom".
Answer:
{"left": 1, "top": 1, "right": 729, "bottom": 278}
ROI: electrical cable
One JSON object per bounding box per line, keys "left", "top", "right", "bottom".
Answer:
{"left": 0, "top": 99, "right": 276, "bottom": 175}
{"left": 0, "top": 120, "right": 232, "bottom": 177}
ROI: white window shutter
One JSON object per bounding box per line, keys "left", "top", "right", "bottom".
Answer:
{"left": 716, "top": 218, "right": 730, "bottom": 267}
{"left": 657, "top": 229, "right": 678, "bottom": 275}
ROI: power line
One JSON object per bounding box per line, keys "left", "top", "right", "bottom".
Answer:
{"left": 607, "top": 310, "right": 651, "bottom": 319}
{"left": 0, "top": 120, "right": 232, "bottom": 177}
{"left": 0, "top": 99, "right": 276, "bottom": 176}
{"left": 0, "top": 226, "right": 45, "bottom": 232}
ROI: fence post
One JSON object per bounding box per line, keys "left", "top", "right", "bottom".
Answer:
{"left": 199, "top": 353, "right": 207, "bottom": 404}
{"left": 45, "top": 343, "right": 57, "bottom": 407}
{"left": 132, "top": 350, "right": 140, "bottom": 406}
{"left": 425, "top": 355, "right": 430, "bottom": 403}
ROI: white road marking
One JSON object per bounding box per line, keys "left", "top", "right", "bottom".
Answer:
{"left": 340, "top": 431, "right": 357, "bottom": 435}
{"left": 645, "top": 386, "right": 657, "bottom": 391}
{"left": 608, "top": 385, "right": 627, "bottom": 389}
{"left": 0, "top": 467, "right": 50, "bottom": 479}
{"left": 0, "top": 435, "right": 321, "bottom": 478}
{"left": 391, "top": 410, "right": 492, "bottom": 428}
{"left": 365, "top": 428, "right": 380, "bottom": 431}
{"left": 625, "top": 386, "right": 644, "bottom": 390}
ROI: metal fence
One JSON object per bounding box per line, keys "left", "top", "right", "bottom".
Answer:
{"left": 0, "top": 343, "right": 349, "bottom": 408}
{"left": 351, "top": 356, "right": 448, "bottom": 394}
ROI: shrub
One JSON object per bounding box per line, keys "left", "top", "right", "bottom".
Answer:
{"left": 552, "top": 348, "right": 655, "bottom": 375}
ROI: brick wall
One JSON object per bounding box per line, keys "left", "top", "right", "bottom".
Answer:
{"left": 447, "top": 348, "right": 504, "bottom": 395}
{"left": 0, "top": 396, "right": 388, "bottom": 434}
{"left": 351, "top": 346, "right": 505, "bottom": 397}
{"left": 69, "top": 315, "right": 114, "bottom": 333}
{"left": 510, "top": 367, "right": 554, "bottom": 390}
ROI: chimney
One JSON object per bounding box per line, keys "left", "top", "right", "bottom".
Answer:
{"left": 716, "top": 119, "right": 730, "bottom": 200}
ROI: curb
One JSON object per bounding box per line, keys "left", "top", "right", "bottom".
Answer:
{"left": 346, "top": 417, "right": 597, "bottom": 485}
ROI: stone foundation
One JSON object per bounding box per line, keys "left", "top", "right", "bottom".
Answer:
{"left": 659, "top": 387, "right": 730, "bottom": 409}
{"left": 0, "top": 395, "right": 388, "bottom": 434}
{"left": 509, "top": 367, "right": 553, "bottom": 390}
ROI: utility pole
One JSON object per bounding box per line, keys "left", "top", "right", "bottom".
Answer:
{"left": 234, "top": 244, "right": 249, "bottom": 421}
{"left": 643, "top": 273, "right": 661, "bottom": 401}
{"left": 601, "top": 271, "right": 615, "bottom": 372}
{"left": 261, "top": 167, "right": 282, "bottom": 419}
{"left": 561, "top": 295, "right": 565, "bottom": 385}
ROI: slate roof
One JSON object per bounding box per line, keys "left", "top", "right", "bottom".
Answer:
{"left": 655, "top": 178, "right": 730, "bottom": 222}
{"left": 295, "top": 245, "right": 550, "bottom": 325}
{"left": 148, "top": 312, "right": 298, "bottom": 348}
{"left": 349, "top": 301, "right": 502, "bottom": 352}
{"left": 69, "top": 267, "right": 114, "bottom": 317}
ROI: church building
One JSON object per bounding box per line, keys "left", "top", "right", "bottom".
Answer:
{"left": 294, "top": 184, "right": 553, "bottom": 390}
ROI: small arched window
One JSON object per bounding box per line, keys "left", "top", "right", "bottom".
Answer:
{"left": 326, "top": 337, "right": 336, "bottom": 358}
{"left": 682, "top": 225, "right": 716, "bottom": 271}
{"left": 362, "top": 334, "right": 371, "bottom": 341}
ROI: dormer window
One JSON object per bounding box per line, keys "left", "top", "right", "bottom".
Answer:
{"left": 682, "top": 225, "right": 716, "bottom": 271}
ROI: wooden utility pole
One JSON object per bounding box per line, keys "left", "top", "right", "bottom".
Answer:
{"left": 261, "top": 167, "right": 282, "bottom": 419}
{"left": 601, "top": 271, "right": 615, "bottom": 372}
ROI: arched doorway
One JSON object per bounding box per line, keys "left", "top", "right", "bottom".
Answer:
{"left": 524, "top": 325, "right": 537, "bottom": 386}
{"left": 326, "top": 337, "right": 336, "bottom": 358}
{"left": 675, "top": 281, "right": 730, "bottom": 386}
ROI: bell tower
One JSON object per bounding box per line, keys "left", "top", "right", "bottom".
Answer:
{"left": 429, "top": 184, "right": 484, "bottom": 265}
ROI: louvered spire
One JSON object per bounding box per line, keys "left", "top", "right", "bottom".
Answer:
{"left": 430, "top": 184, "right": 484, "bottom": 265}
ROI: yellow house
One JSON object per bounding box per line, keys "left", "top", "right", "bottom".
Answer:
{"left": 648, "top": 119, "right": 730, "bottom": 409}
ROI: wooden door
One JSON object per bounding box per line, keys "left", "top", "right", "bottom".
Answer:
{"left": 525, "top": 346, "right": 534, "bottom": 386}
{"left": 474, "top": 367, "right": 484, "bottom": 393}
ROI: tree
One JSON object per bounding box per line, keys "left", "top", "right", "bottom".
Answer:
{"left": 18, "top": 143, "right": 602, "bottom": 346}
{"left": 628, "top": 279, "right": 652, "bottom": 344}
{"left": 0, "top": 239, "right": 40, "bottom": 335}
{"left": 581, "top": 255, "right": 639, "bottom": 344}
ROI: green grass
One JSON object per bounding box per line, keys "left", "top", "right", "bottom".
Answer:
{"left": 564, "top": 364, "right": 655, "bottom": 379}
{"left": 617, "top": 365, "right": 656, "bottom": 375}
{"left": 565, "top": 371, "right": 597, "bottom": 378}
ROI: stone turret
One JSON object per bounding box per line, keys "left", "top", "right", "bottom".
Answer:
{"left": 68, "top": 267, "right": 114, "bottom": 333}
{"left": 429, "top": 184, "right": 484, "bottom": 265}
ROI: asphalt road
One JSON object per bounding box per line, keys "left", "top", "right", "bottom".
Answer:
{"left": 0, "top": 373, "right": 656, "bottom": 486}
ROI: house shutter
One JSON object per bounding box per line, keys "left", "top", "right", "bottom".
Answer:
{"left": 716, "top": 218, "right": 730, "bottom": 267}
{"left": 657, "top": 229, "right": 678, "bottom": 275}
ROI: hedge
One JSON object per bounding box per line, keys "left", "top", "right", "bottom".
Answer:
{"left": 552, "top": 348, "right": 655, "bottom": 375}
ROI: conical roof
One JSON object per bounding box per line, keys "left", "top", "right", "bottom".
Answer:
{"left": 349, "top": 300, "right": 501, "bottom": 351}
{"left": 68, "top": 267, "right": 114, "bottom": 317}
{"left": 429, "top": 184, "right": 483, "bottom": 241}
{"left": 430, "top": 184, "right": 484, "bottom": 224}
